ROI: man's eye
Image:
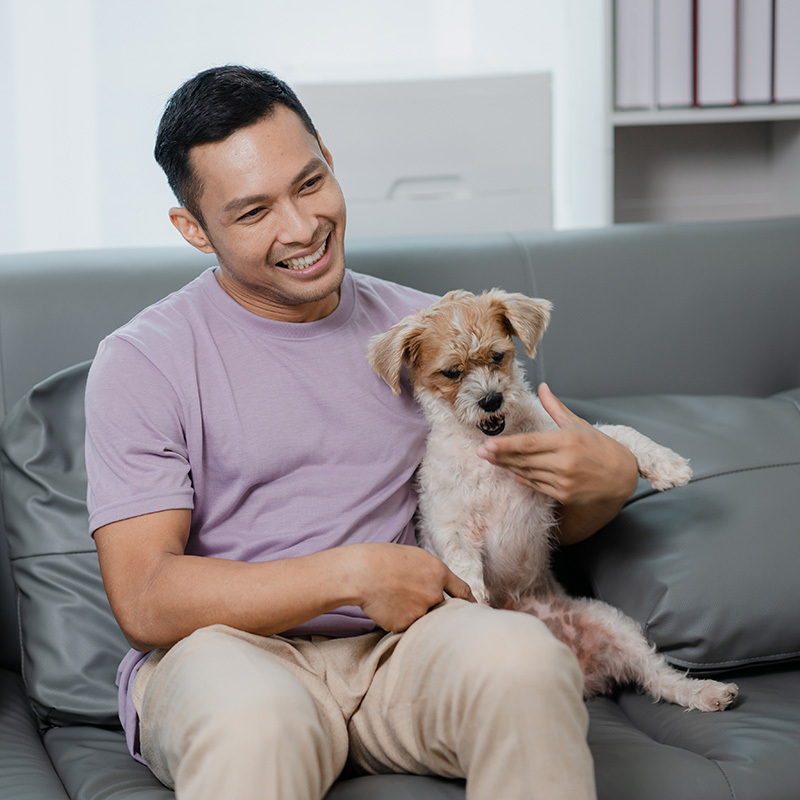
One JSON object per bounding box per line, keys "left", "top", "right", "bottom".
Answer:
{"left": 441, "top": 367, "right": 462, "bottom": 380}
{"left": 491, "top": 351, "right": 506, "bottom": 364}
{"left": 301, "top": 176, "right": 322, "bottom": 191}
{"left": 239, "top": 207, "right": 264, "bottom": 221}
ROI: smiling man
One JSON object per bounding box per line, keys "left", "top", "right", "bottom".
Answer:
{"left": 84, "top": 65, "right": 631, "bottom": 800}
{"left": 168, "top": 102, "right": 347, "bottom": 321}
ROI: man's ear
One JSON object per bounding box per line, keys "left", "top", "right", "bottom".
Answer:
{"left": 169, "top": 207, "right": 215, "bottom": 254}
{"left": 318, "top": 133, "right": 335, "bottom": 171}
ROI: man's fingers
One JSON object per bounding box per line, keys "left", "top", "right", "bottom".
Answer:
{"left": 477, "top": 432, "right": 559, "bottom": 463}
{"left": 444, "top": 570, "right": 476, "bottom": 603}
{"left": 538, "top": 382, "right": 590, "bottom": 430}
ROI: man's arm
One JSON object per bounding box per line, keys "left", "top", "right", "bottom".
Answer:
{"left": 95, "top": 509, "right": 474, "bottom": 652}
{"left": 476, "top": 383, "right": 639, "bottom": 546}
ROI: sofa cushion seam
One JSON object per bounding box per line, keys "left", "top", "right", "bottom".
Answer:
{"left": 709, "top": 758, "right": 737, "bottom": 800}
{"left": 10, "top": 548, "right": 98, "bottom": 562}
{"left": 625, "top": 460, "right": 800, "bottom": 506}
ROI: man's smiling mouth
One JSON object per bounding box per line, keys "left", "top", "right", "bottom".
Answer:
{"left": 277, "top": 237, "right": 328, "bottom": 271}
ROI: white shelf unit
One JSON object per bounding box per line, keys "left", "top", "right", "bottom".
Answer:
{"left": 605, "top": 0, "right": 800, "bottom": 226}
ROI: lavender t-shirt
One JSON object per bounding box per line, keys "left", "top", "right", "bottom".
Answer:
{"left": 85, "top": 267, "right": 434, "bottom": 759}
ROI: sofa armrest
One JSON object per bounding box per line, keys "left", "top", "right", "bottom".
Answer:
{"left": 0, "top": 669, "right": 68, "bottom": 800}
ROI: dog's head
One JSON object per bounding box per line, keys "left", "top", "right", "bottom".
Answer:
{"left": 368, "top": 289, "right": 552, "bottom": 436}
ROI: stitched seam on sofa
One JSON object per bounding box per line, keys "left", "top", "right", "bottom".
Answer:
{"left": 625, "top": 460, "right": 800, "bottom": 505}
{"left": 508, "top": 231, "right": 542, "bottom": 300}
{"left": 509, "top": 232, "right": 549, "bottom": 383}
{"left": 15, "top": 587, "right": 26, "bottom": 688}
{"left": 709, "top": 757, "right": 738, "bottom": 800}
{"left": 780, "top": 396, "right": 800, "bottom": 415}
{"left": 666, "top": 649, "right": 800, "bottom": 669}
{"left": 0, "top": 317, "right": 7, "bottom": 421}
{"left": 688, "top": 461, "right": 800, "bottom": 482}
{"left": 10, "top": 548, "right": 98, "bottom": 562}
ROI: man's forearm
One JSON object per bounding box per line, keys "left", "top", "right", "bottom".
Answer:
{"left": 116, "top": 547, "right": 361, "bottom": 651}
{"left": 96, "top": 507, "right": 473, "bottom": 652}
{"left": 555, "top": 494, "right": 628, "bottom": 547}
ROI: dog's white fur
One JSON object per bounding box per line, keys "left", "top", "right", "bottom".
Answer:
{"left": 368, "top": 289, "right": 738, "bottom": 711}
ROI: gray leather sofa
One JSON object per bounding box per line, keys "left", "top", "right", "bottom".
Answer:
{"left": 2, "top": 216, "right": 800, "bottom": 799}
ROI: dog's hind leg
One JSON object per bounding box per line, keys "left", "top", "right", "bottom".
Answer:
{"left": 517, "top": 594, "right": 738, "bottom": 711}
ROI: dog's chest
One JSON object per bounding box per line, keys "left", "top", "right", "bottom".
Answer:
{"left": 418, "top": 432, "right": 552, "bottom": 533}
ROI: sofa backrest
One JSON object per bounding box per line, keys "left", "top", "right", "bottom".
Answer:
{"left": 3, "top": 217, "right": 800, "bottom": 423}
{"left": 2, "top": 216, "right": 800, "bottom": 676}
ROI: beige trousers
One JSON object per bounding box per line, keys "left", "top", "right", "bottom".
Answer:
{"left": 132, "top": 598, "right": 596, "bottom": 800}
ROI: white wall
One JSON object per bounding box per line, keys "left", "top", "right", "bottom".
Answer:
{"left": 0, "top": 0, "right": 606, "bottom": 254}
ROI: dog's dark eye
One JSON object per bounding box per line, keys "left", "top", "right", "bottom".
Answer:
{"left": 441, "top": 367, "right": 463, "bottom": 380}
{"left": 491, "top": 351, "right": 506, "bottom": 364}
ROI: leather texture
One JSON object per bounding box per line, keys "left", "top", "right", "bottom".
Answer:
{"left": 0, "top": 248, "right": 215, "bottom": 424}
{"left": 0, "top": 670, "right": 69, "bottom": 799}
{"left": 44, "top": 725, "right": 467, "bottom": 800}
{"left": 24, "top": 661, "right": 800, "bottom": 800}
{"left": 1, "top": 363, "right": 127, "bottom": 727}
{"left": 588, "top": 667, "right": 800, "bottom": 799}
{"left": 2, "top": 216, "right": 800, "bottom": 799}
{"left": 564, "top": 392, "right": 800, "bottom": 671}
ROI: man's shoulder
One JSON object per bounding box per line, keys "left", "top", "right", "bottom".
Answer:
{"left": 348, "top": 270, "right": 438, "bottom": 314}
{"left": 104, "top": 269, "right": 213, "bottom": 350}
{"left": 90, "top": 269, "right": 215, "bottom": 386}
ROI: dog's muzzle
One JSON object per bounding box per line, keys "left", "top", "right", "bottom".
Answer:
{"left": 479, "top": 415, "right": 506, "bottom": 436}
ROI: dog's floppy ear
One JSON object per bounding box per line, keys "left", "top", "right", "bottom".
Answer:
{"left": 489, "top": 290, "right": 553, "bottom": 358}
{"left": 367, "top": 313, "right": 426, "bottom": 395}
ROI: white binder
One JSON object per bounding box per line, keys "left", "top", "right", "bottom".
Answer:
{"left": 696, "top": 0, "right": 738, "bottom": 106}
{"left": 739, "top": 0, "right": 773, "bottom": 104}
{"left": 774, "top": 0, "right": 800, "bottom": 102}
{"left": 656, "top": 0, "right": 693, "bottom": 107}
{"left": 615, "top": 0, "right": 656, "bottom": 109}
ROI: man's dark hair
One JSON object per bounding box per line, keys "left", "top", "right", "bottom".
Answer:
{"left": 154, "top": 65, "right": 320, "bottom": 226}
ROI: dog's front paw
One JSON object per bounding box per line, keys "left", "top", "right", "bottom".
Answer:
{"left": 470, "top": 586, "right": 491, "bottom": 605}
{"left": 639, "top": 448, "right": 693, "bottom": 491}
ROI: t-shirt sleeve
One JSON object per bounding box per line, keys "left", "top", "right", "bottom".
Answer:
{"left": 85, "top": 335, "right": 194, "bottom": 535}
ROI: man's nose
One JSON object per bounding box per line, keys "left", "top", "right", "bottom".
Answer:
{"left": 275, "top": 200, "right": 317, "bottom": 245}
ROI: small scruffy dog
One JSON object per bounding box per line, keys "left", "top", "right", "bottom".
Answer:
{"left": 368, "top": 289, "right": 738, "bottom": 712}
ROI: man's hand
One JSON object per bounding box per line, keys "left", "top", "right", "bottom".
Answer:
{"left": 345, "top": 543, "right": 475, "bottom": 633}
{"left": 476, "top": 382, "right": 638, "bottom": 544}
{"left": 96, "top": 512, "right": 473, "bottom": 651}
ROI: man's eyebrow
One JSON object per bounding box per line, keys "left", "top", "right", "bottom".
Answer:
{"left": 220, "top": 157, "right": 328, "bottom": 218}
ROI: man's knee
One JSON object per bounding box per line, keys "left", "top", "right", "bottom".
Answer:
{"left": 191, "top": 686, "right": 326, "bottom": 752}
{"left": 452, "top": 606, "right": 584, "bottom": 699}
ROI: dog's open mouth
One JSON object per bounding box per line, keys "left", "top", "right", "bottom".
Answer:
{"left": 478, "top": 415, "right": 506, "bottom": 436}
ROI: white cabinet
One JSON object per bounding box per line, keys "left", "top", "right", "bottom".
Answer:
{"left": 296, "top": 73, "right": 553, "bottom": 240}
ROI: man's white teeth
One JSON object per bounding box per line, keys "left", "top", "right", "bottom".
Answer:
{"left": 279, "top": 239, "right": 327, "bottom": 270}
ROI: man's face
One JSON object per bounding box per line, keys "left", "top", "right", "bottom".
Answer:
{"left": 171, "top": 105, "right": 347, "bottom": 322}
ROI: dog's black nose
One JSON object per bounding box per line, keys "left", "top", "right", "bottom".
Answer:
{"left": 478, "top": 392, "right": 503, "bottom": 413}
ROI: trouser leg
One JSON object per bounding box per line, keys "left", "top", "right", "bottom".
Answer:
{"left": 347, "top": 599, "right": 596, "bottom": 800}
{"left": 134, "top": 624, "right": 348, "bottom": 800}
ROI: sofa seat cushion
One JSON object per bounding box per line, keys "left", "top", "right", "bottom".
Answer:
{"left": 39, "top": 667, "right": 800, "bottom": 800}
{"left": 588, "top": 667, "right": 800, "bottom": 800}
{"left": 566, "top": 391, "right": 800, "bottom": 673}
{"left": 0, "top": 669, "right": 70, "bottom": 800}
{"left": 43, "top": 726, "right": 467, "bottom": 800}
